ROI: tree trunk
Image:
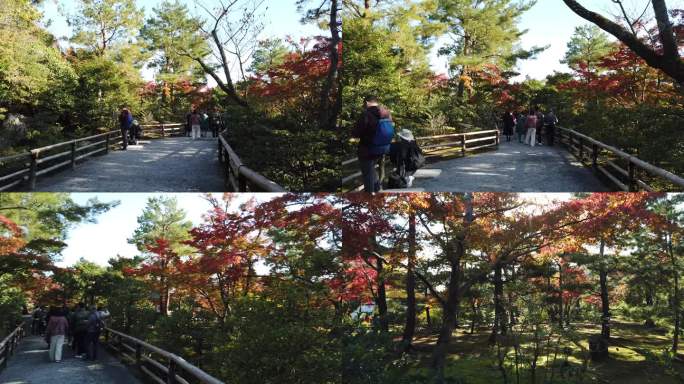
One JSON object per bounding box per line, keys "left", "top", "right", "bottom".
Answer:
{"left": 431, "top": 194, "right": 472, "bottom": 383}
{"left": 490, "top": 263, "right": 507, "bottom": 342}
{"left": 376, "top": 255, "right": 389, "bottom": 332}
{"left": 558, "top": 261, "right": 564, "bottom": 328}
{"left": 318, "top": 0, "right": 341, "bottom": 131}
{"left": 401, "top": 210, "right": 417, "bottom": 351}
{"left": 599, "top": 240, "right": 610, "bottom": 340}
{"left": 670, "top": 232, "right": 680, "bottom": 354}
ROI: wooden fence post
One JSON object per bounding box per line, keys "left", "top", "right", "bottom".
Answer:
{"left": 461, "top": 135, "right": 466, "bottom": 157}
{"left": 135, "top": 343, "right": 142, "bottom": 369}
{"left": 239, "top": 173, "right": 248, "bottom": 192}
{"left": 578, "top": 137, "right": 584, "bottom": 162}
{"left": 105, "top": 133, "right": 110, "bottom": 154}
{"left": 495, "top": 130, "right": 500, "bottom": 147}
{"left": 28, "top": 151, "right": 38, "bottom": 190}
{"left": 628, "top": 161, "right": 637, "bottom": 192}
{"left": 167, "top": 359, "right": 177, "bottom": 384}
{"left": 161, "top": 123, "right": 165, "bottom": 138}
{"left": 70, "top": 142, "right": 77, "bottom": 169}
{"left": 592, "top": 144, "right": 598, "bottom": 171}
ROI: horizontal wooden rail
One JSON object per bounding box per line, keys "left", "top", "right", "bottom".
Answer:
{"left": 0, "top": 122, "right": 182, "bottom": 191}
{"left": 341, "top": 129, "right": 500, "bottom": 191}
{"left": 218, "top": 131, "right": 286, "bottom": 192}
{"left": 557, "top": 127, "right": 684, "bottom": 191}
{"left": 0, "top": 322, "right": 26, "bottom": 375}
{"left": 103, "top": 328, "right": 223, "bottom": 384}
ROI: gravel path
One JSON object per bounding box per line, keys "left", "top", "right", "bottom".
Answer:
{"left": 0, "top": 335, "right": 141, "bottom": 384}
{"left": 404, "top": 140, "right": 608, "bottom": 192}
{"left": 34, "top": 137, "right": 224, "bottom": 192}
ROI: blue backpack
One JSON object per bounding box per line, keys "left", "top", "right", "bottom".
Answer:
{"left": 368, "top": 118, "right": 395, "bottom": 156}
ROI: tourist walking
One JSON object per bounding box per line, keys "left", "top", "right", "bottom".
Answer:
{"left": 45, "top": 307, "right": 69, "bottom": 363}
{"left": 502, "top": 110, "right": 515, "bottom": 142}
{"left": 515, "top": 112, "right": 526, "bottom": 143}
{"left": 72, "top": 303, "right": 89, "bottom": 358}
{"left": 535, "top": 107, "right": 544, "bottom": 145}
{"left": 85, "top": 305, "right": 105, "bottom": 361}
{"left": 190, "top": 110, "right": 201, "bottom": 140}
{"left": 544, "top": 109, "right": 559, "bottom": 146}
{"left": 119, "top": 107, "right": 133, "bottom": 150}
{"left": 352, "top": 95, "right": 395, "bottom": 194}
{"left": 524, "top": 110, "right": 538, "bottom": 147}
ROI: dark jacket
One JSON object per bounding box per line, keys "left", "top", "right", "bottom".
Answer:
{"left": 352, "top": 105, "right": 391, "bottom": 160}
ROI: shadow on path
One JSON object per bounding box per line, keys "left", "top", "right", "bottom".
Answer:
{"left": 407, "top": 140, "right": 608, "bottom": 192}
{"left": 34, "top": 137, "right": 224, "bottom": 192}
{"left": 0, "top": 335, "right": 141, "bottom": 384}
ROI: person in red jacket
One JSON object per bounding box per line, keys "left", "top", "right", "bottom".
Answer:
{"left": 351, "top": 95, "right": 393, "bottom": 193}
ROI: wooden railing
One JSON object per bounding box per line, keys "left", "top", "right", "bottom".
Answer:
{"left": 218, "top": 131, "right": 286, "bottom": 192}
{"left": 341, "top": 129, "right": 500, "bottom": 191}
{"left": 556, "top": 127, "right": 684, "bottom": 191}
{"left": 0, "top": 122, "right": 184, "bottom": 191}
{"left": 0, "top": 322, "right": 26, "bottom": 375}
{"left": 103, "top": 327, "right": 223, "bottom": 384}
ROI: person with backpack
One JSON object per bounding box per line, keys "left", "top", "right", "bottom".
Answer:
{"left": 190, "top": 109, "right": 201, "bottom": 140}
{"left": 389, "top": 129, "right": 425, "bottom": 189}
{"left": 118, "top": 108, "right": 133, "bottom": 150}
{"left": 544, "top": 109, "right": 559, "bottom": 146}
{"left": 502, "top": 110, "right": 516, "bottom": 142}
{"left": 45, "top": 307, "right": 69, "bottom": 363}
{"left": 85, "top": 305, "right": 104, "bottom": 361}
{"left": 200, "top": 111, "right": 210, "bottom": 138}
{"left": 352, "top": 95, "right": 394, "bottom": 193}
{"left": 524, "top": 109, "right": 538, "bottom": 147}
{"left": 72, "top": 302, "right": 89, "bottom": 358}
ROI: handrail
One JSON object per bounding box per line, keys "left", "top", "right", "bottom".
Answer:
{"left": 0, "top": 122, "right": 184, "bottom": 191}
{"left": 0, "top": 322, "right": 26, "bottom": 374}
{"left": 103, "top": 327, "right": 223, "bottom": 384}
{"left": 340, "top": 129, "right": 500, "bottom": 191}
{"left": 218, "top": 131, "right": 286, "bottom": 192}
{"left": 557, "top": 126, "right": 684, "bottom": 191}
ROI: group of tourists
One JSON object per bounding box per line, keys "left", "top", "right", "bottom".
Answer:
{"left": 185, "top": 109, "right": 221, "bottom": 139}
{"left": 501, "top": 107, "right": 559, "bottom": 147}
{"left": 352, "top": 95, "right": 425, "bottom": 194}
{"left": 118, "top": 107, "right": 141, "bottom": 149}
{"left": 32, "top": 303, "right": 109, "bottom": 363}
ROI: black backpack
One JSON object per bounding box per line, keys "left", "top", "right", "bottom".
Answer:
{"left": 406, "top": 141, "right": 426, "bottom": 172}
{"left": 387, "top": 171, "right": 408, "bottom": 189}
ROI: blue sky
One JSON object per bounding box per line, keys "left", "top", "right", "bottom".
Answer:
{"left": 59, "top": 193, "right": 279, "bottom": 267}
{"left": 38, "top": 1, "right": 683, "bottom": 81}
{"left": 428, "top": 0, "right": 680, "bottom": 80}
{"left": 39, "top": 0, "right": 323, "bottom": 80}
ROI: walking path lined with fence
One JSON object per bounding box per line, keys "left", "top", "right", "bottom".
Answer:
{"left": 0, "top": 331, "right": 142, "bottom": 384}
{"left": 0, "top": 123, "right": 285, "bottom": 192}
{"left": 342, "top": 127, "right": 684, "bottom": 192}
{"left": 0, "top": 323, "right": 226, "bottom": 384}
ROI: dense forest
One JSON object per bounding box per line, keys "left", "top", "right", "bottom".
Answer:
{"left": 1, "top": 192, "right": 683, "bottom": 383}
{"left": 0, "top": 0, "right": 341, "bottom": 190}
{"left": 341, "top": 0, "right": 684, "bottom": 179}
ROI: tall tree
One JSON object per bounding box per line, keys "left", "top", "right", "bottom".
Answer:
{"left": 563, "top": 24, "right": 616, "bottom": 72}
{"left": 69, "top": 0, "right": 144, "bottom": 56}
{"left": 140, "top": 0, "right": 208, "bottom": 113}
{"left": 561, "top": 0, "right": 684, "bottom": 84}
{"left": 430, "top": 0, "right": 537, "bottom": 99}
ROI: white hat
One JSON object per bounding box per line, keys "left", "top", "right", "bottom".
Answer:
{"left": 398, "top": 129, "right": 414, "bottom": 141}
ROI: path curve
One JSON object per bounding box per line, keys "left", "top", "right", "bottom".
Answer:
{"left": 34, "top": 137, "right": 224, "bottom": 192}
{"left": 405, "top": 140, "right": 608, "bottom": 192}
{"left": 0, "top": 335, "right": 141, "bottom": 384}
